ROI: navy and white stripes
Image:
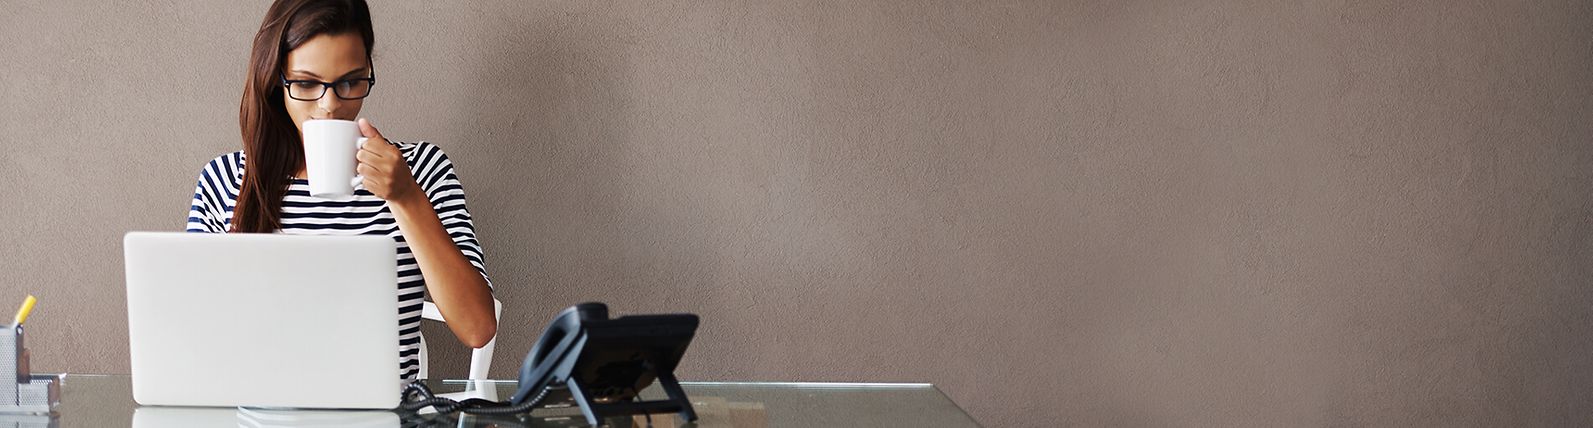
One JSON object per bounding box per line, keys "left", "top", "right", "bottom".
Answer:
{"left": 186, "top": 141, "right": 492, "bottom": 380}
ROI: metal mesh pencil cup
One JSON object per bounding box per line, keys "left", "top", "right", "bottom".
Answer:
{"left": 0, "top": 325, "right": 59, "bottom": 415}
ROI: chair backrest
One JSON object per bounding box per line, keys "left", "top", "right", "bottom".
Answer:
{"left": 418, "top": 298, "right": 503, "bottom": 380}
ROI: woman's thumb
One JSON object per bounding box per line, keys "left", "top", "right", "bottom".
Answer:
{"left": 358, "top": 117, "right": 383, "bottom": 139}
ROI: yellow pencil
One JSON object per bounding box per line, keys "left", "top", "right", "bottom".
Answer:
{"left": 12, "top": 295, "right": 36, "bottom": 326}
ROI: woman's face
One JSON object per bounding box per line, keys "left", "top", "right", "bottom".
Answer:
{"left": 282, "top": 32, "right": 370, "bottom": 133}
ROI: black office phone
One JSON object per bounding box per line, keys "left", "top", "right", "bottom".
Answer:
{"left": 510, "top": 302, "right": 699, "bottom": 424}
{"left": 403, "top": 302, "right": 699, "bottom": 426}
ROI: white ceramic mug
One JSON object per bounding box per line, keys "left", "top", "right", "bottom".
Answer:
{"left": 301, "top": 119, "right": 367, "bottom": 198}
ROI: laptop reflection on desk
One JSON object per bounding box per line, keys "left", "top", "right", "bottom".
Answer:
{"left": 132, "top": 407, "right": 398, "bottom": 428}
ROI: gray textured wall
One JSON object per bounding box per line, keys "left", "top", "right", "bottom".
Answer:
{"left": 3, "top": 1, "right": 1591, "bottom": 426}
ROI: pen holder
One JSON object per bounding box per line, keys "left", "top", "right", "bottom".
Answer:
{"left": 0, "top": 326, "right": 59, "bottom": 415}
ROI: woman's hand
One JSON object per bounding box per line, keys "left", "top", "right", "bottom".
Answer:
{"left": 355, "top": 118, "right": 423, "bottom": 203}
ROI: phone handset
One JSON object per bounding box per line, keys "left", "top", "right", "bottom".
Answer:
{"left": 508, "top": 302, "right": 608, "bottom": 405}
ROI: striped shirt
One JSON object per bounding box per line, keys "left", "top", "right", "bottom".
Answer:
{"left": 186, "top": 141, "right": 492, "bottom": 380}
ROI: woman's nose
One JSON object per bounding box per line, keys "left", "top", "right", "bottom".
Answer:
{"left": 316, "top": 94, "right": 342, "bottom": 115}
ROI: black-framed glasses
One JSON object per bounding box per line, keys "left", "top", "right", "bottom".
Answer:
{"left": 280, "top": 70, "right": 377, "bottom": 101}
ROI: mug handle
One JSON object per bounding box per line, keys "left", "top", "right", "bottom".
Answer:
{"left": 350, "top": 137, "right": 368, "bottom": 188}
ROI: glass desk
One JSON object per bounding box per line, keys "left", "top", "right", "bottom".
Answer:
{"left": 37, "top": 374, "right": 979, "bottom": 427}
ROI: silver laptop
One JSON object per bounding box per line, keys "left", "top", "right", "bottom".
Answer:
{"left": 124, "top": 232, "right": 402, "bottom": 409}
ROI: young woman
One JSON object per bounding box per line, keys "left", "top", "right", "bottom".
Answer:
{"left": 185, "top": 0, "right": 496, "bottom": 379}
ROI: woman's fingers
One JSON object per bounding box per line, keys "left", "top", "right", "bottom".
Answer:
{"left": 356, "top": 146, "right": 377, "bottom": 163}
{"left": 356, "top": 141, "right": 401, "bottom": 168}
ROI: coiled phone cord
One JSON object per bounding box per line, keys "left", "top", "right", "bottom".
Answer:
{"left": 400, "top": 381, "right": 555, "bottom": 415}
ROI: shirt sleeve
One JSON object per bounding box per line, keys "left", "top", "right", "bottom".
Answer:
{"left": 186, "top": 158, "right": 228, "bottom": 233}
{"left": 413, "top": 142, "right": 494, "bottom": 291}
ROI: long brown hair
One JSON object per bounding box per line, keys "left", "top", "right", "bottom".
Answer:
{"left": 233, "top": 0, "right": 374, "bottom": 232}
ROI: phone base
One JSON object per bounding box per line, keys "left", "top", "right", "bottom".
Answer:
{"left": 565, "top": 371, "right": 696, "bottom": 426}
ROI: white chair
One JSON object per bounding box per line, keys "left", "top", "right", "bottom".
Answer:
{"left": 418, "top": 298, "right": 504, "bottom": 406}
{"left": 418, "top": 298, "right": 502, "bottom": 380}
